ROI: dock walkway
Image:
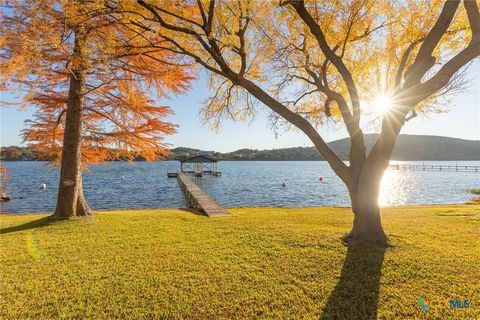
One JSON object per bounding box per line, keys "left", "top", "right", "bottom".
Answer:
{"left": 388, "top": 164, "right": 480, "bottom": 172}
{"left": 176, "top": 172, "right": 230, "bottom": 217}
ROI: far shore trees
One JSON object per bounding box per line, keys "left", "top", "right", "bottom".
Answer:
{"left": 0, "top": 1, "right": 193, "bottom": 219}
{"left": 124, "top": 0, "right": 480, "bottom": 244}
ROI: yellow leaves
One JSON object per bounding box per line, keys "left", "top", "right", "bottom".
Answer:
{"left": 201, "top": 75, "right": 258, "bottom": 128}
{"left": 246, "top": 63, "right": 264, "bottom": 82}
{"left": 138, "top": 0, "right": 476, "bottom": 130}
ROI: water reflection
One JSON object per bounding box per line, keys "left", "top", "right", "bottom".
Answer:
{"left": 378, "top": 166, "right": 475, "bottom": 207}
{"left": 379, "top": 170, "right": 409, "bottom": 207}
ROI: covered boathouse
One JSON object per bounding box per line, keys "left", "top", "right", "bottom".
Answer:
{"left": 168, "top": 154, "right": 221, "bottom": 177}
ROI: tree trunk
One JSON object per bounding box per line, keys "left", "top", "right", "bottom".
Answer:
{"left": 53, "top": 32, "right": 92, "bottom": 219}
{"left": 343, "top": 110, "right": 407, "bottom": 245}
{"left": 345, "top": 164, "right": 388, "bottom": 245}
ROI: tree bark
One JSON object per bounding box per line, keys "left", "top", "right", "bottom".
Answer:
{"left": 346, "top": 168, "right": 387, "bottom": 244}
{"left": 53, "top": 31, "right": 92, "bottom": 219}
{"left": 344, "top": 113, "right": 405, "bottom": 245}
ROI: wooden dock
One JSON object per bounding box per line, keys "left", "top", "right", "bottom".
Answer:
{"left": 388, "top": 164, "right": 480, "bottom": 172}
{"left": 176, "top": 172, "right": 230, "bottom": 217}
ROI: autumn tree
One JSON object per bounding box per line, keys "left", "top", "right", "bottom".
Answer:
{"left": 122, "top": 0, "right": 480, "bottom": 244}
{"left": 0, "top": 1, "right": 193, "bottom": 218}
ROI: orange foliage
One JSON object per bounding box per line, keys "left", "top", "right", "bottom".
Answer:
{"left": 0, "top": 0, "right": 195, "bottom": 165}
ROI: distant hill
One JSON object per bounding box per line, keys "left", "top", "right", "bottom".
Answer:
{"left": 170, "top": 134, "right": 480, "bottom": 161}
{"left": 328, "top": 134, "right": 480, "bottom": 161}
{"left": 2, "top": 135, "right": 480, "bottom": 161}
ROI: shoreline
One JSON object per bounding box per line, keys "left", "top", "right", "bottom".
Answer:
{"left": 1, "top": 203, "right": 478, "bottom": 216}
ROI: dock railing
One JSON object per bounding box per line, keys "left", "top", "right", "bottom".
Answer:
{"left": 388, "top": 164, "right": 480, "bottom": 172}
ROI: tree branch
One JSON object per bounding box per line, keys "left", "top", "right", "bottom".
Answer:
{"left": 287, "top": 0, "right": 361, "bottom": 128}
{"left": 236, "top": 77, "right": 350, "bottom": 184}
{"left": 403, "top": 1, "right": 460, "bottom": 88}
{"left": 394, "top": 39, "right": 423, "bottom": 87}
{"left": 409, "top": 0, "right": 480, "bottom": 105}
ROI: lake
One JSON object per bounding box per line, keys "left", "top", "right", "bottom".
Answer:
{"left": 1, "top": 161, "right": 479, "bottom": 214}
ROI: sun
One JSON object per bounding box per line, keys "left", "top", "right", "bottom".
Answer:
{"left": 373, "top": 94, "right": 393, "bottom": 114}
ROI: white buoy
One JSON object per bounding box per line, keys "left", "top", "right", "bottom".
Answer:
{"left": 121, "top": 176, "right": 125, "bottom": 180}
{"left": 40, "top": 183, "right": 47, "bottom": 190}
{"left": 281, "top": 181, "right": 287, "bottom": 187}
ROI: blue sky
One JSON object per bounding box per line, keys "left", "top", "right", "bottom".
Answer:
{"left": 1, "top": 61, "right": 479, "bottom": 152}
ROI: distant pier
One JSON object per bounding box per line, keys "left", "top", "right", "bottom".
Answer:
{"left": 388, "top": 164, "right": 480, "bottom": 172}
{"left": 176, "top": 172, "right": 230, "bottom": 217}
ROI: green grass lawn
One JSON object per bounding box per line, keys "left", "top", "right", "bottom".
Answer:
{"left": 1, "top": 206, "right": 479, "bottom": 319}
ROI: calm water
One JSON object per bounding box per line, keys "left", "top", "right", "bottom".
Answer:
{"left": 1, "top": 161, "right": 479, "bottom": 214}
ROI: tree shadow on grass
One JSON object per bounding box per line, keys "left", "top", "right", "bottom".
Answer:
{"left": 320, "top": 241, "right": 387, "bottom": 320}
{"left": 0, "top": 216, "right": 54, "bottom": 235}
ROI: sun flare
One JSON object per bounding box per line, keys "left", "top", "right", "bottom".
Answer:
{"left": 373, "top": 95, "right": 393, "bottom": 114}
